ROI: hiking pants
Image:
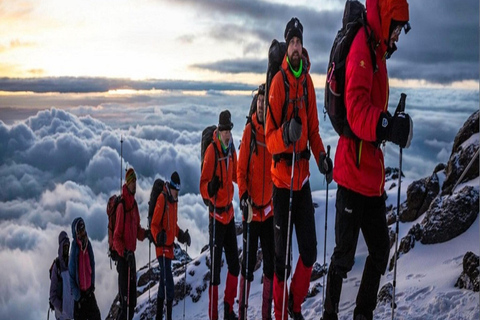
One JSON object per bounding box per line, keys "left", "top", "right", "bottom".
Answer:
{"left": 117, "top": 256, "right": 137, "bottom": 320}
{"left": 272, "top": 181, "right": 316, "bottom": 319}
{"left": 324, "top": 185, "right": 390, "bottom": 319}
{"left": 209, "top": 217, "right": 240, "bottom": 285}
{"left": 157, "top": 256, "right": 174, "bottom": 301}
{"left": 73, "top": 288, "right": 101, "bottom": 320}
{"left": 241, "top": 216, "right": 275, "bottom": 281}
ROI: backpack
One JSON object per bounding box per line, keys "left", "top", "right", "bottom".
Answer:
{"left": 324, "top": 0, "right": 376, "bottom": 138}
{"left": 148, "top": 178, "right": 165, "bottom": 229}
{"left": 265, "top": 39, "right": 309, "bottom": 130}
{"left": 200, "top": 125, "right": 220, "bottom": 205}
{"left": 48, "top": 258, "right": 62, "bottom": 310}
{"left": 106, "top": 194, "right": 125, "bottom": 262}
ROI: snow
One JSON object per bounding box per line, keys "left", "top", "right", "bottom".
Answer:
{"left": 130, "top": 173, "right": 479, "bottom": 320}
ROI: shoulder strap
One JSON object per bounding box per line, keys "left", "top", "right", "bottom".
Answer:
{"left": 160, "top": 192, "right": 168, "bottom": 228}
{"left": 280, "top": 68, "right": 290, "bottom": 126}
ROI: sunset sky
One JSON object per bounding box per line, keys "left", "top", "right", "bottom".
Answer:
{"left": 0, "top": 0, "right": 478, "bottom": 94}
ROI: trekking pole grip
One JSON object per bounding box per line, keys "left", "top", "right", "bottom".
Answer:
{"left": 397, "top": 93, "right": 407, "bottom": 113}
{"left": 326, "top": 145, "right": 331, "bottom": 158}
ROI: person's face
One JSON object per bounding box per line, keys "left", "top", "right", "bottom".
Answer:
{"left": 63, "top": 242, "right": 70, "bottom": 258}
{"left": 219, "top": 129, "right": 231, "bottom": 146}
{"left": 389, "top": 24, "right": 402, "bottom": 48}
{"left": 127, "top": 179, "right": 136, "bottom": 195}
{"left": 287, "top": 36, "right": 302, "bottom": 69}
{"left": 256, "top": 94, "right": 265, "bottom": 122}
{"left": 170, "top": 188, "right": 179, "bottom": 201}
{"left": 77, "top": 228, "right": 86, "bottom": 243}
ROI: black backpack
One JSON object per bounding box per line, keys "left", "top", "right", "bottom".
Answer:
{"left": 106, "top": 194, "right": 124, "bottom": 262}
{"left": 265, "top": 39, "right": 309, "bottom": 130}
{"left": 324, "top": 0, "right": 376, "bottom": 138}
{"left": 148, "top": 178, "right": 165, "bottom": 229}
{"left": 48, "top": 258, "right": 62, "bottom": 310}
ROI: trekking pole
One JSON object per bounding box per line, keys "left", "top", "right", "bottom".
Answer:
{"left": 392, "top": 93, "right": 406, "bottom": 320}
{"left": 322, "top": 145, "right": 331, "bottom": 315}
{"left": 210, "top": 195, "right": 217, "bottom": 320}
{"left": 127, "top": 263, "right": 131, "bottom": 320}
{"left": 244, "top": 215, "right": 250, "bottom": 319}
{"left": 281, "top": 142, "right": 296, "bottom": 320}
{"left": 47, "top": 307, "right": 50, "bottom": 320}
{"left": 163, "top": 246, "right": 167, "bottom": 319}
{"left": 120, "top": 136, "right": 123, "bottom": 193}
{"left": 451, "top": 148, "right": 479, "bottom": 194}
{"left": 183, "top": 243, "right": 188, "bottom": 320}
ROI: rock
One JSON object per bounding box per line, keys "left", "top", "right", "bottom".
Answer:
{"left": 399, "top": 172, "right": 439, "bottom": 222}
{"left": 310, "top": 262, "right": 327, "bottom": 282}
{"left": 307, "top": 282, "right": 322, "bottom": 298}
{"left": 455, "top": 251, "right": 479, "bottom": 292}
{"left": 442, "top": 111, "right": 479, "bottom": 195}
{"left": 421, "top": 186, "right": 479, "bottom": 244}
{"left": 377, "top": 282, "right": 393, "bottom": 305}
{"left": 434, "top": 163, "right": 446, "bottom": 173}
{"left": 385, "top": 167, "right": 404, "bottom": 182}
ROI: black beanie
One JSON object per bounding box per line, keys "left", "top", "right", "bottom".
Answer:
{"left": 218, "top": 110, "right": 234, "bottom": 131}
{"left": 284, "top": 17, "right": 303, "bottom": 45}
{"left": 170, "top": 171, "right": 181, "bottom": 190}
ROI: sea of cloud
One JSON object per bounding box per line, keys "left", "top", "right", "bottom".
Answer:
{"left": 0, "top": 87, "right": 477, "bottom": 319}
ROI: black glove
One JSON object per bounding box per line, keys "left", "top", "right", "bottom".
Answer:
{"left": 178, "top": 229, "right": 191, "bottom": 246}
{"left": 282, "top": 116, "right": 302, "bottom": 146}
{"left": 156, "top": 230, "right": 167, "bottom": 246}
{"left": 376, "top": 112, "right": 413, "bottom": 148}
{"left": 123, "top": 249, "right": 135, "bottom": 268}
{"left": 240, "top": 192, "right": 249, "bottom": 212}
{"left": 318, "top": 151, "right": 333, "bottom": 184}
{"left": 208, "top": 175, "right": 221, "bottom": 198}
{"left": 145, "top": 230, "right": 154, "bottom": 243}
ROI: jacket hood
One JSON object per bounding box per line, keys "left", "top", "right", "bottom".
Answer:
{"left": 377, "top": 0, "right": 409, "bottom": 41}
{"left": 71, "top": 217, "right": 85, "bottom": 241}
{"left": 57, "top": 231, "right": 69, "bottom": 258}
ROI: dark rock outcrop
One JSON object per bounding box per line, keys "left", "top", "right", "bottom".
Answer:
{"left": 442, "top": 110, "right": 479, "bottom": 195}
{"left": 421, "top": 186, "right": 479, "bottom": 244}
{"left": 455, "top": 251, "right": 479, "bottom": 292}
{"left": 399, "top": 172, "right": 440, "bottom": 222}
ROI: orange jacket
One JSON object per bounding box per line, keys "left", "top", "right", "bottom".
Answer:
{"left": 265, "top": 48, "right": 326, "bottom": 191}
{"left": 237, "top": 113, "right": 274, "bottom": 222}
{"left": 200, "top": 129, "right": 237, "bottom": 224}
{"left": 333, "top": 0, "right": 409, "bottom": 197}
{"left": 151, "top": 186, "right": 179, "bottom": 259}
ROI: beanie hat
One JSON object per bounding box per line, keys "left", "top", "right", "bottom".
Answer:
{"left": 218, "top": 110, "right": 234, "bottom": 131}
{"left": 58, "top": 230, "right": 69, "bottom": 245}
{"left": 125, "top": 168, "right": 136, "bottom": 185}
{"left": 284, "top": 17, "right": 303, "bottom": 45}
{"left": 169, "top": 171, "right": 181, "bottom": 190}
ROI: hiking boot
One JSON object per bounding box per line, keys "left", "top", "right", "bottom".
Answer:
{"left": 287, "top": 292, "right": 304, "bottom": 320}
{"left": 354, "top": 315, "right": 368, "bottom": 320}
{"left": 156, "top": 298, "right": 164, "bottom": 320}
{"left": 224, "top": 302, "right": 238, "bottom": 320}
{"left": 320, "top": 311, "right": 338, "bottom": 320}
{"left": 166, "top": 300, "right": 173, "bottom": 320}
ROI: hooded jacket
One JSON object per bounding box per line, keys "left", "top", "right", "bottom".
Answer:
{"left": 69, "top": 217, "right": 95, "bottom": 302}
{"left": 200, "top": 129, "right": 237, "bottom": 225}
{"left": 237, "top": 113, "right": 274, "bottom": 221}
{"left": 113, "top": 184, "right": 147, "bottom": 258}
{"left": 265, "top": 47, "right": 326, "bottom": 191}
{"left": 151, "top": 184, "right": 180, "bottom": 259}
{"left": 333, "top": 0, "right": 409, "bottom": 197}
{"left": 50, "top": 231, "right": 74, "bottom": 320}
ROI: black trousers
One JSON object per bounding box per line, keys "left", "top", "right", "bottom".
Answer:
{"left": 73, "top": 288, "right": 101, "bottom": 320}
{"left": 241, "top": 216, "right": 275, "bottom": 281}
{"left": 325, "top": 185, "right": 390, "bottom": 318}
{"left": 209, "top": 217, "right": 240, "bottom": 285}
{"left": 272, "top": 181, "right": 317, "bottom": 281}
{"left": 117, "top": 256, "right": 137, "bottom": 320}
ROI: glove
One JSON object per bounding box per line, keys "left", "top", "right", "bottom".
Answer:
{"left": 183, "top": 229, "right": 191, "bottom": 246}
{"left": 208, "top": 175, "right": 221, "bottom": 198}
{"left": 376, "top": 112, "right": 413, "bottom": 148}
{"left": 123, "top": 249, "right": 135, "bottom": 268}
{"left": 282, "top": 116, "right": 302, "bottom": 145}
{"left": 156, "top": 230, "right": 167, "bottom": 246}
{"left": 240, "top": 192, "right": 249, "bottom": 212}
{"left": 145, "top": 230, "right": 154, "bottom": 243}
{"left": 319, "top": 151, "right": 333, "bottom": 184}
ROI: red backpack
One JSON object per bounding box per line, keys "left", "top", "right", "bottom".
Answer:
{"left": 106, "top": 195, "right": 125, "bottom": 262}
